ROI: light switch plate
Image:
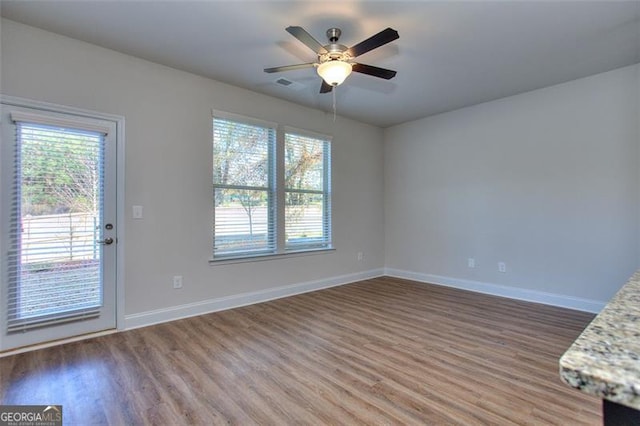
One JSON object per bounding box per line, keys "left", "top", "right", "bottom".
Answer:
{"left": 133, "top": 205, "right": 143, "bottom": 219}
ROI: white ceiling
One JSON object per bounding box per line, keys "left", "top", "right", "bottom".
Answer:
{"left": 1, "top": 1, "right": 639, "bottom": 127}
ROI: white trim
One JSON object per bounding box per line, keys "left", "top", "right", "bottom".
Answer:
{"left": 211, "top": 109, "right": 277, "bottom": 130}
{"left": 1, "top": 95, "right": 123, "bottom": 123}
{"left": 284, "top": 125, "right": 332, "bottom": 142}
{"left": 0, "top": 329, "right": 117, "bottom": 358}
{"left": 125, "top": 268, "right": 384, "bottom": 330}
{"left": 115, "top": 113, "right": 126, "bottom": 331}
{"left": 210, "top": 247, "right": 335, "bottom": 265}
{"left": 384, "top": 268, "right": 605, "bottom": 313}
{"left": 10, "top": 110, "right": 112, "bottom": 134}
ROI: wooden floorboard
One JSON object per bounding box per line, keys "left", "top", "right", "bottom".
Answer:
{"left": 1, "top": 276, "right": 601, "bottom": 425}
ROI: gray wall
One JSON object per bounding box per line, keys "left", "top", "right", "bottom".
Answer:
{"left": 385, "top": 64, "right": 640, "bottom": 304}
{"left": 1, "top": 19, "right": 386, "bottom": 322}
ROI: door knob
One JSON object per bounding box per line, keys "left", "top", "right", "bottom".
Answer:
{"left": 98, "top": 237, "right": 114, "bottom": 245}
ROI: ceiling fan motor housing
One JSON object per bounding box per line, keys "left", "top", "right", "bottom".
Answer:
{"left": 319, "top": 28, "right": 351, "bottom": 62}
{"left": 326, "top": 28, "right": 341, "bottom": 43}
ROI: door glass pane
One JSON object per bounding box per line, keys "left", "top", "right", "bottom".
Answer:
{"left": 8, "top": 122, "right": 104, "bottom": 330}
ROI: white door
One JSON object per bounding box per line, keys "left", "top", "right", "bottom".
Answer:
{"left": 0, "top": 101, "right": 118, "bottom": 351}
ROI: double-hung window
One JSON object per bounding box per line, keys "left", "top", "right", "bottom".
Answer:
{"left": 284, "top": 132, "right": 331, "bottom": 251}
{"left": 212, "top": 112, "right": 331, "bottom": 260}
{"left": 213, "top": 115, "right": 275, "bottom": 257}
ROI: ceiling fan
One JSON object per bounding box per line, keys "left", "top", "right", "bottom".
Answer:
{"left": 264, "top": 26, "right": 399, "bottom": 93}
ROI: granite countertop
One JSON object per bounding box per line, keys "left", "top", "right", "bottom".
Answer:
{"left": 560, "top": 271, "right": 640, "bottom": 409}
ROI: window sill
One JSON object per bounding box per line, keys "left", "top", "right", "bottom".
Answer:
{"left": 209, "top": 247, "right": 336, "bottom": 266}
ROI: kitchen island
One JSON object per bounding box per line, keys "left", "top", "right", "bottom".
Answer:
{"left": 560, "top": 271, "right": 640, "bottom": 424}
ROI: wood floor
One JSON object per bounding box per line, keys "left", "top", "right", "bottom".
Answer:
{"left": 1, "top": 277, "right": 601, "bottom": 425}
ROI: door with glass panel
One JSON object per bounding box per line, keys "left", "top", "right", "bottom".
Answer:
{"left": 0, "top": 103, "right": 117, "bottom": 351}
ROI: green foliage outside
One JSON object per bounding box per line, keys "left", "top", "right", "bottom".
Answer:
{"left": 20, "top": 125, "right": 100, "bottom": 216}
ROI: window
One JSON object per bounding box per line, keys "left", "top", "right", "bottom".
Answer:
{"left": 284, "top": 132, "right": 331, "bottom": 250}
{"left": 213, "top": 117, "right": 275, "bottom": 257}
{"left": 213, "top": 113, "right": 331, "bottom": 260}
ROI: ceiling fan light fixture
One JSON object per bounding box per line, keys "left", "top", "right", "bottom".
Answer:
{"left": 317, "top": 60, "right": 352, "bottom": 86}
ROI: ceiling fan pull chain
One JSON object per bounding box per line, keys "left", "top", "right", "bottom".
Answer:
{"left": 332, "top": 86, "right": 337, "bottom": 122}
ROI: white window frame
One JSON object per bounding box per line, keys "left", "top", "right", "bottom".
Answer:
{"left": 211, "top": 111, "right": 333, "bottom": 263}
{"left": 212, "top": 112, "right": 277, "bottom": 258}
{"left": 283, "top": 127, "right": 332, "bottom": 252}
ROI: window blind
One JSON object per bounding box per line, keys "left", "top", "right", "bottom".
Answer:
{"left": 284, "top": 133, "right": 331, "bottom": 250}
{"left": 213, "top": 117, "right": 275, "bottom": 257}
{"left": 7, "top": 121, "right": 104, "bottom": 333}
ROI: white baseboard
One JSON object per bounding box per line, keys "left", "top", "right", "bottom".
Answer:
{"left": 125, "top": 268, "right": 385, "bottom": 330}
{"left": 125, "top": 266, "right": 604, "bottom": 330}
{"left": 384, "top": 268, "right": 605, "bottom": 313}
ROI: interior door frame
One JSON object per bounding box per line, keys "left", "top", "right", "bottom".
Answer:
{"left": 0, "top": 95, "right": 126, "bottom": 353}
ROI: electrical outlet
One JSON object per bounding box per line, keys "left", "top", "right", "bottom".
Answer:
{"left": 357, "top": 252, "right": 364, "bottom": 261}
{"left": 468, "top": 258, "right": 475, "bottom": 268}
{"left": 498, "top": 262, "right": 506, "bottom": 273}
{"left": 173, "top": 275, "right": 183, "bottom": 289}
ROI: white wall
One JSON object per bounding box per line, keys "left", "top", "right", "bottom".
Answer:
{"left": 0, "top": 19, "right": 385, "bottom": 325}
{"left": 385, "top": 64, "right": 640, "bottom": 307}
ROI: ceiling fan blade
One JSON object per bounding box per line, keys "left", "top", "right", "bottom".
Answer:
{"left": 320, "top": 80, "right": 333, "bottom": 93}
{"left": 286, "top": 26, "right": 328, "bottom": 54}
{"left": 264, "top": 63, "right": 316, "bottom": 73}
{"left": 352, "top": 63, "right": 397, "bottom": 80}
{"left": 348, "top": 27, "right": 399, "bottom": 58}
